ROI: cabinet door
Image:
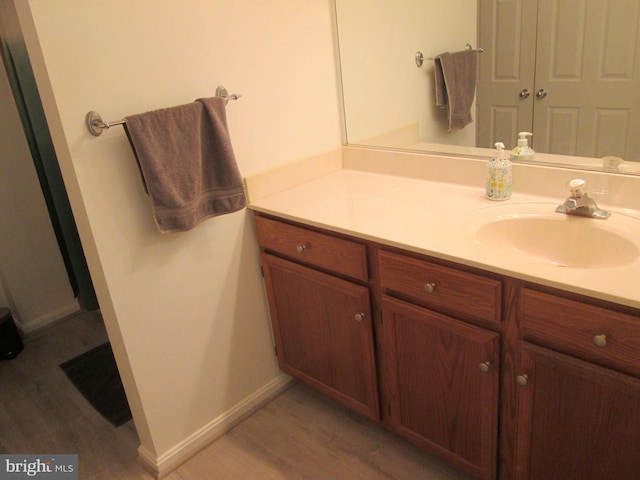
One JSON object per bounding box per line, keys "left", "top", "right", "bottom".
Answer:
{"left": 512, "top": 343, "right": 640, "bottom": 480}
{"left": 261, "top": 253, "right": 379, "bottom": 420}
{"left": 382, "top": 296, "right": 500, "bottom": 480}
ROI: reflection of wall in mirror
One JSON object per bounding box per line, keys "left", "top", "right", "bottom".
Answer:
{"left": 336, "top": 1, "right": 640, "bottom": 175}
{"left": 335, "top": 0, "right": 477, "bottom": 149}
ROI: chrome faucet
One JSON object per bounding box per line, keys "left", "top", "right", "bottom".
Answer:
{"left": 556, "top": 179, "right": 610, "bottom": 219}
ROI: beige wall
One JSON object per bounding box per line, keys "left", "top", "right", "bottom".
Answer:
{"left": 15, "top": 0, "right": 342, "bottom": 472}
{"left": 0, "top": 20, "right": 78, "bottom": 331}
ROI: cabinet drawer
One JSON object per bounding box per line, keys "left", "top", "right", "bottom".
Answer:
{"left": 254, "top": 215, "right": 368, "bottom": 281}
{"left": 378, "top": 250, "right": 501, "bottom": 327}
{"left": 520, "top": 288, "right": 640, "bottom": 377}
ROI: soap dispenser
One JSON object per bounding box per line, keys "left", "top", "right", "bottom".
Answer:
{"left": 486, "top": 142, "right": 512, "bottom": 201}
{"left": 510, "top": 132, "right": 535, "bottom": 161}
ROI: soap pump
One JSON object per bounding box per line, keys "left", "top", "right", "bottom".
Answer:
{"left": 486, "top": 142, "right": 512, "bottom": 201}
{"left": 510, "top": 132, "right": 535, "bottom": 161}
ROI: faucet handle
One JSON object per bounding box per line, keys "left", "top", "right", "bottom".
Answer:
{"left": 567, "top": 178, "right": 587, "bottom": 197}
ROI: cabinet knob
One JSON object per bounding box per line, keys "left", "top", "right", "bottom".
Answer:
{"left": 296, "top": 244, "right": 308, "bottom": 254}
{"left": 355, "top": 313, "right": 366, "bottom": 322}
{"left": 593, "top": 334, "right": 607, "bottom": 348}
{"left": 516, "top": 374, "right": 529, "bottom": 386}
{"left": 423, "top": 282, "right": 436, "bottom": 294}
{"left": 479, "top": 361, "right": 491, "bottom": 373}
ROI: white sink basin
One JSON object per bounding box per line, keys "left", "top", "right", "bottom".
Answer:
{"left": 463, "top": 203, "right": 640, "bottom": 268}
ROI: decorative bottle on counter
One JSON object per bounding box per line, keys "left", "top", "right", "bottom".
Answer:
{"left": 486, "top": 142, "right": 512, "bottom": 200}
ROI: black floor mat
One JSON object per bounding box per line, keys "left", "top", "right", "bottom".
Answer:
{"left": 60, "top": 343, "right": 132, "bottom": 427}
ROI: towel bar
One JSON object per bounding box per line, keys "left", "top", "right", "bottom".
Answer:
{"left": 417, "top": 44, "right": 483, "bottom": 66}
{"left": 85, "top": 86, "right": 242, "bottom": 136}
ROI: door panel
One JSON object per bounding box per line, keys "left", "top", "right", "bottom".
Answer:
{"left": 478, "top": 0, "right": 640, "bottom": 160}
{"left": 477, "top": 0, "right": 538, "bottom": 148}
{"left": 534, "top": 0, "right": 640, "bottom": 159}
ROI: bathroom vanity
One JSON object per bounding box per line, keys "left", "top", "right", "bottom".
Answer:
{"left": 247, "top": 148, "right": 640, "bottom": 480}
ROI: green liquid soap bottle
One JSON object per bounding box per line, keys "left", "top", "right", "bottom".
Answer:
{"left": 486, "top": 142, "right": 512, "bottom": 201}
{"left": 510, "top": 132, "right": 535, "bottom": 161}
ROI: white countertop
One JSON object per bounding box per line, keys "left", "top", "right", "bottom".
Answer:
{"left": 246, "top": 148, "right": 640, "bottom": 310}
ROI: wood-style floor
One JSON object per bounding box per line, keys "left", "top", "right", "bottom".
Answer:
{"left": 0, "top": 311, "right": 470, "bottom": 480}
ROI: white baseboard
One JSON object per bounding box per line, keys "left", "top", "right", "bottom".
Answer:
{"left": 138, "top": 374, "right": 293, "bottom": 479}
{"left": 19, "top": 300, "right": 81, "bottom": 334}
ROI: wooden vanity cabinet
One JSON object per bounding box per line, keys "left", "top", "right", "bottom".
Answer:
{"left": 378, "top": 249, "right": 502, "bottom": 480}
{"left": 254, "top": 212, "right": 640, "bottom": 480}
{"left": 255, "top": 215, "right": 379, "bottom": 421}
{"left": 503, "top": 287, "right": 640, "bottom": 480}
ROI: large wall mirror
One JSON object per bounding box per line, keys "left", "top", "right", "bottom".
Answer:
{"left": 334, "top": 0, "right": 640, "bottom": 175}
